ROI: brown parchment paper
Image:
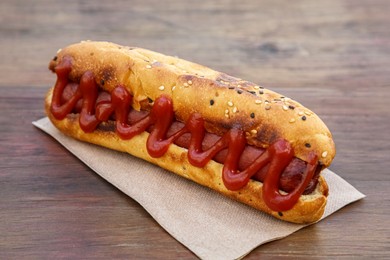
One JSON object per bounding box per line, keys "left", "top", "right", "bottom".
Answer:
{"left": 33, "top": 117, "right": 365, "bottom": 260}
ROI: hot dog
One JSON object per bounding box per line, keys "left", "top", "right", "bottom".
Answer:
{"left": 45, "top": 41, "right": 335, "bottom": 223}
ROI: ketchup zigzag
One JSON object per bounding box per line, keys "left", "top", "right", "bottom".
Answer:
{"left": 50, "top": 56, "right": 318, "bottom": 212}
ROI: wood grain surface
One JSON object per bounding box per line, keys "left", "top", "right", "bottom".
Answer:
{"left": 1, "top": 0, "right": 389, "bottom": 259}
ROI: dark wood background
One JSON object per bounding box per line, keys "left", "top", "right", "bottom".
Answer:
{"left": 1, "top": 0, "right": 389, "bottom": 258}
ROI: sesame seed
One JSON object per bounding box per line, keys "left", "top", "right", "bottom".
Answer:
{"left": 301, "top": 116, "right": 307, "bottom": 121}
{"left": 305, "top": 111, "right": 311, "bottom": 116}
{"left": 225, "top": 109, "right": 229, "bottom": 114}
{"left": 289, "top": 118, "right": 296, "bottom": 123}
{"left": 322, "top": 151, "right": 328, "bottom": 158}
{"left": 210, "top": 99, "right": 215, "bottom": 106}
{"left": 188, "top": 80, "right": 193, "bottom": 85}
{"left": 237, "top": 90, "right": 243, "bottom": 94}
{"left": 254, "top": 85, "right": 260, "bottom": 90}
{"left": 183, "top": 82, "right": 189, "bottom": 87}
{"left": 305, "top": 143, "right": 311, "bottom": 148}
{"left": 255, "top": 99, "right": 262, "bottom": 104}
{"left": 298, "top": 111, "right": 304, "bottom": 116}
{"left": 146, "top": 65, "right": 152, "bottom": 69}
{"left": 158, "top": 85, "right": 165, "bottom": 91}
{"left": 251, "top": 129, "right": 257, "bottom": 135}
{"left": 233, "top": 107, "right": 238, "bottom": 113}
{"left": 227, "top": 101, "right": 233, "bottom": 107}
{"left": 259, "top": 90, "right": 264, "bottom": 95}
{"left": 265, "top": 105, "right": 271, "bottom": 110}
{"left": 282, "top": 105, "right": 288, "bottom": 111}
{"left": 250, "top": 112, "right": 255, "bottom": 118}
{"left": 172, "top": 86, "right": 176, "bottom": 91}
{"left": 288, "top": 105, "right": 295, "bottom": 110}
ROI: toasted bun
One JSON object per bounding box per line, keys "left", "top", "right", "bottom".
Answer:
{"left": 46, "top": 41, "right": 335, "bottom": 223}
{"left": 49, "top": 41, "right": 335, "bottom": 167}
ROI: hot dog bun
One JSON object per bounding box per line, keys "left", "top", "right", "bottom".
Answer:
{"left": 46, "top": 41, "right": 335, "bottom": 223}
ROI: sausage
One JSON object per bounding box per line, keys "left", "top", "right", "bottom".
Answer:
{"left": 62, "top": 85, "right": 320, "bottom": 194}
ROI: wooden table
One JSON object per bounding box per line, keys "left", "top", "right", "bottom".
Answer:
{"left": 1, "top": 0, "right": 389, "bottom": 258}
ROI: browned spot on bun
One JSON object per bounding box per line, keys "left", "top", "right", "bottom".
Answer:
{"left": 101, "top": 66, "right": 115, "bottom": 84}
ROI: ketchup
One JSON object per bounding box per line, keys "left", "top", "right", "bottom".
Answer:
{"left": 50, "top": 56, "right": 318, "bottom": 212}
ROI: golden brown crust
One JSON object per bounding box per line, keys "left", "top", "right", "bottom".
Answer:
{"left": 50, "top": 41, "right": 335, "bottom": 167}
{"left": 46, "top": 41, "right": 334, "bottom": 223}
{"left": 45, "top": 88, "right": 328, "bottom": 224}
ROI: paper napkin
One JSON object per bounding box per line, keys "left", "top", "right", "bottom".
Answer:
{"left": 33, "top": 117, "right": 365, "bottom": 260}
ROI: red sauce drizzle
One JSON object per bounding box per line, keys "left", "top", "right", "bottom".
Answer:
{"left": 50, "top": 56, "right": 318, "bottom": 212}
